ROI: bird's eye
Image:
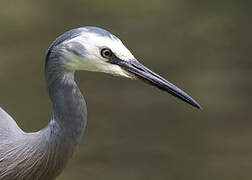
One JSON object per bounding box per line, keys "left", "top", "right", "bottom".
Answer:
{"left": 101, "top": 48, "right": 113, "bottom": 59}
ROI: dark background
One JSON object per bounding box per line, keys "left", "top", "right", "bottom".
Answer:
{"left": 0, "top": 0, "right": 251, "bottom": 179}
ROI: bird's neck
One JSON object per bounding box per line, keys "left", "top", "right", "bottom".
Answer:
{"left": 42, "top": 59, "right": 88, "bottom": 168}
{"left": 45, "top": 62, "right": 87, "bottom": 145}
{"left": 0, "top": 60, "right": 88, "bottom": 180}
{"left": 29, "top": 61, "right": 88, "bottom": 178}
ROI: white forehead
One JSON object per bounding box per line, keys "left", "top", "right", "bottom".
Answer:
{"left": 67, "top": 28, "right": 135, "bottom": 61}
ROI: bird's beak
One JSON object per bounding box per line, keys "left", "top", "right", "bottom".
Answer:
{"left": 109, "top": 58, "right": 202, "bottom": 109}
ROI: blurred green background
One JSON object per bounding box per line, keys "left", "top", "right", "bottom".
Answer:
{"left": 0, "top": 0, "right": 251, "bottom": 179}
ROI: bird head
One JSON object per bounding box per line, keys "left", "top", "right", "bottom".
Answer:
{"left": 57, "top": 26, "right": 135, "bottom": 78}
{"left": 47, "top": 26, "right": 202, "bottom": 109}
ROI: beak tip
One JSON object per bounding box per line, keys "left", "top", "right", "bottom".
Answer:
{"left": 198, "top": 105, "right": 203, "bottom": 110}
{"left": 194, "top": 102, "right": 203, "bottom": 110}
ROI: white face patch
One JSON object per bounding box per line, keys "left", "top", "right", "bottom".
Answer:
{"left": 61, "top": 29, "right": 135, "bottom": 78}
{"left": 71, "top": 30, "right": 134, "bottom": 61}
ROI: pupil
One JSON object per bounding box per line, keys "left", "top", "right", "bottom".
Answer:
{"left": 105, "top": 51, "right": 110, "bottom": 56}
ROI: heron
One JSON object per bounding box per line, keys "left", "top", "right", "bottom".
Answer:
{"left": 0, "top": 26, "right": 201, "bottom": 180}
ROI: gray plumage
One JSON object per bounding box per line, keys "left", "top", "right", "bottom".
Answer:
{"left": 0, "top": 26, "right": 201, "bottom": 180}
{"left": 0, "top": 28, "right": 88, "bottom": 180}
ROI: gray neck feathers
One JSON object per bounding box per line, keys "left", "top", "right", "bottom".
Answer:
{"left": 43, "top": 51, "right": 88, "bottom": 161}
{"left": 35, "top": 52, "right": 88, "bottom": 179}
{"left": 0, "top": 52, "right": 87, "bottom": 180}
{"left": 45, "top": 50, "right": 87, "bottom": 142}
